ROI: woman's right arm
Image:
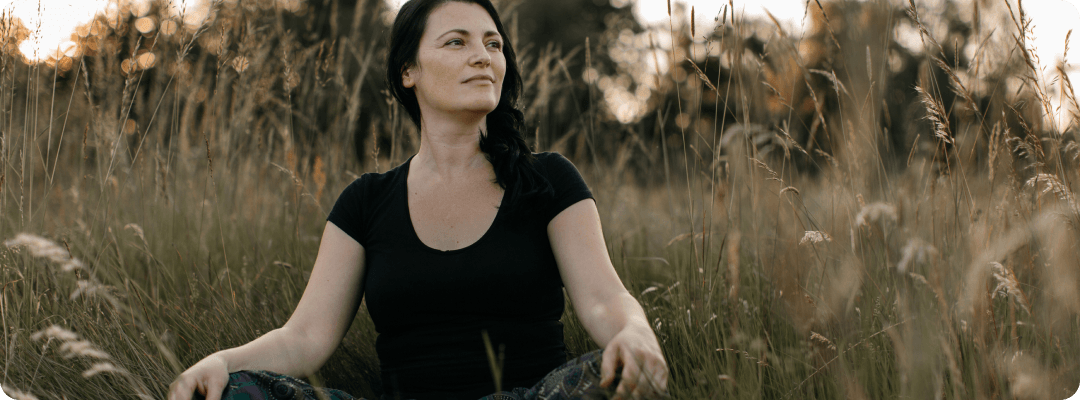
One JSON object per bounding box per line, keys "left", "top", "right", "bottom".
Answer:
{"left": 167, "top": 222, "right": 367, "bottom": 400}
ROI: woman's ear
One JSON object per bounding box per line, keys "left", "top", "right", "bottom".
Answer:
{"left": 402, "top": 65, "right": 417, "bottom": 89}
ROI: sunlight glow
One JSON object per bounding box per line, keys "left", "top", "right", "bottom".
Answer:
{"left": 3, "top": 0, "right": 112, "bottom": 62}
{"left": 634, "top": 0, "right": 807, "bottom": 34}
{"left": 0, "top": 0, "right": 273, "bottom": 63}
{"left": 1016, "top": 0, "right": 1080, "bottom": 131}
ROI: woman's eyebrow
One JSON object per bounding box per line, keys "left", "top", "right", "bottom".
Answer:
{"left": 436, "top": 29, "right": 501, "bottom": 40}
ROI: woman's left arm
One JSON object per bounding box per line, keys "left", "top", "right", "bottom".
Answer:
{"left": 549, "top": 199, "right": 668, "bottom": 399}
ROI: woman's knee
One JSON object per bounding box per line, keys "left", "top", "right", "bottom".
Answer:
{"left": 216, "top": 370, "right": 306, "bottom": 400}
{"left": 218, "top": 370, "right": 358, "bottom": 400}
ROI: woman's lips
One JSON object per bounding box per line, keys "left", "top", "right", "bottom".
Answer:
{"left": 463, "top": 74, "right": 495, "bottom": 84}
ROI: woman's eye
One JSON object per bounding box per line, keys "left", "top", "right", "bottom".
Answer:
{"left": 487, "top": 41, "right": 502, "bottom": 49}
{"left": 446, "top": 39, "right": 464, "bottom": 46}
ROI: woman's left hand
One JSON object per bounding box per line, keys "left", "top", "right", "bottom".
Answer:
{"left": 599, "top": 324, "right": 668, "bottom": 399}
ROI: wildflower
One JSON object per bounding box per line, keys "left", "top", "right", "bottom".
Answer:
{"left": 897, "top": 238, "right": 937, "bottom": 273}
{"left": 30, "top": 325, "right": 79, "bottom": 342}
{"left": 799, "top": 230, "right": 832, "bottom": 245}
{"left": 991, "top": 262, "right": 1029, "bottom": 313}
{"left": 82, "top": 362, "right": 126, "bottom": 378}
{"left": 855, "top": 202, "right": 897, "bottom": 226}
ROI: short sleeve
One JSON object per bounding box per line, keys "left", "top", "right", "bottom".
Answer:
{"left": 327, "top": 177, "right": 366, "bottom": 246}
{"left": 539, "top": 153, "right": 594, "bottom": 223}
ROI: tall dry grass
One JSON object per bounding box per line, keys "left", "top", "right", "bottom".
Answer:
{"left": 2, "top": 0, "right": 1080, "bottom": 399}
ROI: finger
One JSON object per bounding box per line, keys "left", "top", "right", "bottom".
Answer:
{"left": 641, "top": 357, "right": 665, "bottom": 396}
{"left": 656, "top": 361, "right": 670, "bottom": 395}
{"left": 204, "top": 373, "right": 227, "bottom": 400}
{"left": 628, "top": 369, "right": 646, "bottom": 400}
{"left": 634, "top": 357, "right": 658, "bottom": 399}
{"left": 616, "top": 347, "right": 642, "bottom": 400}
{"left": 649, "top": 369, "right": 668, "bottom": 397}
{"left": 168, "top": 379, "right": 190, "bottom": 400}
{"left": 633, "top": 360, "right": 655, "bottom": 398}
{"left": 600, "top": 343, "right": 621, "bottom": 388}
{"left": 614, "top": 374, "right": 637, "bottom": 400}
{"left": 631, "top": 383, "right": 645, "bottom": 400}
{"left": 656, "top": 356, "right": 669, "bottom": 384}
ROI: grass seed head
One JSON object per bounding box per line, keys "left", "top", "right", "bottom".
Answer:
{"left": 82, "top": 362, "right": 126, "bottom": 378}
{"left": 70, "top": 280, "right": 104, "bottom": 300}
{"left": 4, "top": 233, "right": 72, "bottom": 264}
{"left": 2, "top": 386, "right": 39, "bottom": 400}
{"left": 123, "top": 223, "right": 147, "bottom": 245}
{"left": 810, "top": 331, "right": 837, "bottom": 351}
{"left": 1003, "top": 351, "right": 1050, "bottom": 399}
{"left": 1024, "top": 173, "right": 1076, "bottom": 209}
{"left": 907, "top": 272, "right": 929, "bottom": 287}
{"left": 990, "top": 262, "right": 1029, "bottom": 313}
{"left": 799, "top": 230, "right": 832, "bottom": 245}
{"left": 59, "top": 340, "right": 112, "bottom": 360}
{"left": 60, "top": 259, "right": 85, "bottom": 272}
{"left": 897, "top": 238, "right": 937, "bottom": 273}
{"left": 30, "top": 325, "right": 79, "bottom": 342}
{"left": 855, "top": 202, "right": 897, "bottom": 226}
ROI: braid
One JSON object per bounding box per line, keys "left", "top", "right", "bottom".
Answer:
{"left": 480, "top": 108, "right": 554, "bottom": 219}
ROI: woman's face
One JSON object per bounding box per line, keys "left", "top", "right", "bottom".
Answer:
{"left": 403, "top": 1, "right": 506, "bottom": 120}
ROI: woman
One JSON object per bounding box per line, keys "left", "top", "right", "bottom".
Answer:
{"left": 167, "top": 1, "right": 667, "bottom": 399}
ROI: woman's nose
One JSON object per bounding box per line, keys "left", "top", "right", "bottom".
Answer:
{"left": 469, "top": 45, "right": 491, "bottom": 67}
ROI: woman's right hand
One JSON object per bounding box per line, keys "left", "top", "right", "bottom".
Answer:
{"left": 167, "top": 353, "right": 230, "bottom": 400}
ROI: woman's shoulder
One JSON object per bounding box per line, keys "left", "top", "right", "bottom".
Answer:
{"left": 333, "top": 160, "right": 410, "bottom": 210}
{"left": 532, "top": 151, "right": 567, "bottom": 162}
{"left": 531, "top": 151, "right": 582, "bottom": 176}
{"left": 350, "top": 158, "right": 410, "bottom": 189}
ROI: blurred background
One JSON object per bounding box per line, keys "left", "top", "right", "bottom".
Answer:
{"left": 2, "top": 0, "right": 1078, "bottom": 178}
{"left": 4, "top": 0, "right": 1080, "bottom": 399}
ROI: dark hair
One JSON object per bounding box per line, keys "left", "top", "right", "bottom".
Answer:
{"left": 386, "top": 0, "right": 553, "bottom": 217}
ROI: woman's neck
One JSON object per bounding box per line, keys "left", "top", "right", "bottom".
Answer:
{"left": 412, "top": 114, "right": 490, "bottom": 182}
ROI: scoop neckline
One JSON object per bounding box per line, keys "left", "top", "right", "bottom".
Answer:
{"left": 401, "top": 156, "right": 508, "bottom": 254}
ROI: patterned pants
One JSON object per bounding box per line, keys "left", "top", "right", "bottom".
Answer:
{"left": 213, "top": 350, "right": 613, "bottom": 400}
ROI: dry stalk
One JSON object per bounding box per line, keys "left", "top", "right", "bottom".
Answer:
{"left": 989, "top": 262, "right": 1030, "bottom": 314}
{"left": 914, "top": 85, "right": 953, "bottom": 145}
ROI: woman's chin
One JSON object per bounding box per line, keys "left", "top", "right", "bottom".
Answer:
{"left": 459, "top": 101, "right": 499, "bottom": 115}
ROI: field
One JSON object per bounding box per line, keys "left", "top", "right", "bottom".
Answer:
{"left": 2, "top": 0, "right": 1080, "bottom": 398}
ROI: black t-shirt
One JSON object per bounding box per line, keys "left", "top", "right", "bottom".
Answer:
{"left": 326, "top": 152, "right": 593, "bottom": 400}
